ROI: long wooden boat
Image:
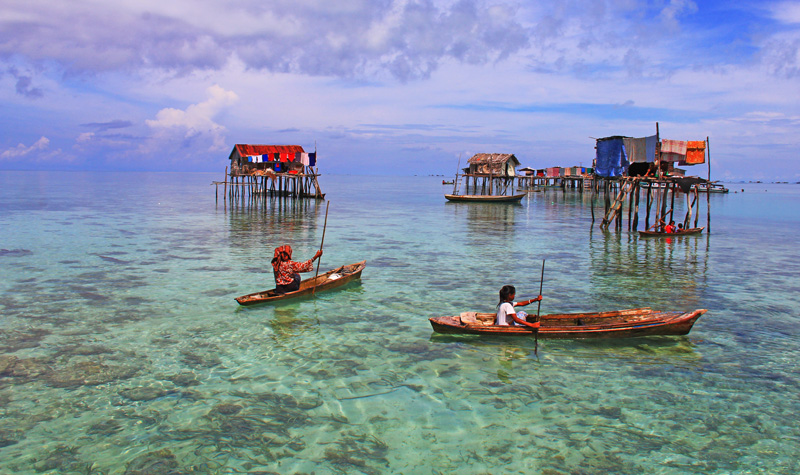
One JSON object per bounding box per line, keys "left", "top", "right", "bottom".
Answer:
{"left": 429, "top": 307, "right": 706, "bottom": 338}
{"left": 235, "top": 261, "right": 366, "bottom": 306}
{"left": 444, "top": 193, "right": 525, "bottom": 203}
{"left": 638, "top": 227, "right": 704, "bottom": 237}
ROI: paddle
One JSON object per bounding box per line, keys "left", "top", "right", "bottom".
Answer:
{"left": 534, "top": 259, "right": 545, "bottom": 357}
{"left": 312, "top": 201, "right": 330, "bottom": 297}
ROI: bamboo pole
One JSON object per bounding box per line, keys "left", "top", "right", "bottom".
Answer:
{"left": 312, "top": 201, "right": 330, "bottom": 297}
{"left": 685, "top": 188, "right": 692, "bottom": 227}
{"left": 669, "top": 181, "right": 676, "bottom": 223}
{"left": 694, "top": 187, "right": 700, "bottom": 228}
{"left": 706, "top": 136, "right": 711, "bottom": 233}
{"left": 633, "top": 180, "right": 640, "bottom": 230}
{"left": 627, "top": 179, "right": 635, "bottom": 230}
{"left": 655, "top": 122, "right": 661, "bottom": 179}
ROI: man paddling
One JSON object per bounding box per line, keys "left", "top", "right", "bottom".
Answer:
{"left": 271, "top": 245, "right": 322, "bottom": 294}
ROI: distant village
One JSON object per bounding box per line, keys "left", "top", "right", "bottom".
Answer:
{"left": 215, "top": 124, "right": 728, "bottom": 233}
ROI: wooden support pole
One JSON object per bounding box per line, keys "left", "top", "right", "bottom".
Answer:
{"left": 655, "top": 122, "right": 661, "bottom": 179}
{"left": 632, "top": 180, "right": 640, "bottom": 230}
{"left": 669, "top": 181, "right": 676, "bottom": 224}
{"left": 684, "top": 188, "right": 692, "bottom": 227}
{"left": 660, "top": 180, "right": 668, "bottom": 228}
{"left": 706, "top": 136, "right": 711, "bottom": 233}
{"left": 627, "top": 179, "right": 635, "bottom": 230}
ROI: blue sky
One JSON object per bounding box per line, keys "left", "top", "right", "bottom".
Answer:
{"left": 1, "top": 0, "right": 799, "bottom": 180}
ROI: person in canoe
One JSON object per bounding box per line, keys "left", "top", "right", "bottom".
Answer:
{"left": 664, "top": 220, "right": 677, "bottom": 233}
{"left": 271, "top": 245, "right": 323, "bottom": 294}
{"left": 495, "top": 285, "right": 542, "bottom": 328}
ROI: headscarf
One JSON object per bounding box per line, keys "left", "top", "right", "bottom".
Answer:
{"left": 271, "top": 245, "right": 292, "bottom": 272}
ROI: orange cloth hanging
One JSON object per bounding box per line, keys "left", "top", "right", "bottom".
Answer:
{"left": 685, "top": 141, "right": 706, "bottom": 165}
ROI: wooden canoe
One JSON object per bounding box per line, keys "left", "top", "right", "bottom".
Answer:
{"left": 429, "top": 307, "right": 706, "bottom": 338}
{"left": 444, "top": 193, "right": 525, "bottom": 203}
{"left": 639, "top": 227, "right": 704, "bottom": 237}
{"left": 235, "top": 260, "right": 366, "bottom": 306}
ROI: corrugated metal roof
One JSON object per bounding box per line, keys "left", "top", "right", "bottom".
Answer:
{"left": 232, "top": 144, "right": 305, "bottom": 157}
{"left": 467, "top": 153, "right": 518, "bottom": 165}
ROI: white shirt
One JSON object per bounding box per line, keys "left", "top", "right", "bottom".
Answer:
{"left": 495, "top": 302, "right": 517, "bottom": 325}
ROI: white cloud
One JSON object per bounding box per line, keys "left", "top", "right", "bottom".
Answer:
{"left": 0, "top": 136, "right": 49, "bottom": 159}
{"left": 659, "top": 0, "right": 698, "bottom": 30}
{"left": 771, "top": 1, "right": 800, "bottom": 24}
{"left": 146, "top": 84, "right": 239, "bottom": 150}
{"left": 76, "top": 132, "right": 95, "bottom": 143}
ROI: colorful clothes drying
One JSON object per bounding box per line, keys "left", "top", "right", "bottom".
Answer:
{"left": 595, "top": 138, "right": 628, "bottom": 177}
{"left": 645, "top": 135, "right": 657, "bottom": 163}
{"left": 685, "top": 141, "right": 706, "bottom": 165}
{"left": 623, "top": 137, "right": 649, "bottom": 163}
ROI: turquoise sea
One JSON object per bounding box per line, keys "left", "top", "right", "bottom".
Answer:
{"left": 1, "top": 171, "right": 799, "bottom": 474}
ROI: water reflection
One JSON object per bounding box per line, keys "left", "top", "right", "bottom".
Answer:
{"left": 224, "top": 197, "right": 325, "bottom": 250}
{"left": 588, "top": 228, "right": 710, "bottom": 310}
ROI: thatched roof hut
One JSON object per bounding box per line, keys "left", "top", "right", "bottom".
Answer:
{"left": 466, "top": 153, "right": 520, "bottom": 177}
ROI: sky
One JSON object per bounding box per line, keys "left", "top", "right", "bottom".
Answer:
{"left": 1, "top": 0, "right": 799, "bottom": 180}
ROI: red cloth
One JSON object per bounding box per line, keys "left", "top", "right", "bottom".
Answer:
{"left": 271, "top": 245, "right": 292, "bottom": 272}
{"left": 661, "top": 140, "right": 687, "bottom": 154}
{"left": 685, "top": 141, "right": 706, "bottom": 165}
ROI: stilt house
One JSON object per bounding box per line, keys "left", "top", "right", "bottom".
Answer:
{"left": 221, "top": 144, "right": 323, "bottom": 200}
{"left": 464, "top": 153, "right": 520, "bottom": 177}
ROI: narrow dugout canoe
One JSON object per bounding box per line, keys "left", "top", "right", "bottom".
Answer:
{"left": 444, "top": 193, "right": 525, "bottom": 202}
{"left": 639, "top": 227, "right": 704, "bottom": 237}
{"left": 235, "top": 260, "right": 366, "bottom": 306}
{"left": 429, "top": 307, "right": 706, "bottom": 338}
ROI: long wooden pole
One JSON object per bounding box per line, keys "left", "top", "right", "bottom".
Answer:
{"left": 312, "top": 201, "right": 330, "bottom": 296}
{"left": 656, "top": 122, "right": 661, "bottom": 179}
{"left": 452, "top": 156, "right": 461, "bottom": 195}
{"left": 706, "top": 136, "right": 711, "bottom": 233}
{"left": 534, "top": 259, "right": 545, "bottom": 357}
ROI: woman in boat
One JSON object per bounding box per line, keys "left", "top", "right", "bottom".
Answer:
{"left": 271, "top": 245, "right": 323, "bottom": 294}
{"left": 495, "top": 285, "right": 542, "bottom": 328}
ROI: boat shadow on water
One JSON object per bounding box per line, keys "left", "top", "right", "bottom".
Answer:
{"left": 428, "top": 333, "right": 703, "bottom": 360}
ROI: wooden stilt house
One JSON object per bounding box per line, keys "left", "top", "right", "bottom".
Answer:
{"left": 452, "top": 153, "right": 521, "bottom": 196}
{"left": 218, "top": 144, "right": 324, "bottom": 202}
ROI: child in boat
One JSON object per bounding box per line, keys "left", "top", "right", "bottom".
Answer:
{"left": 495, "top": 285, "right": 542, "bottom": 328}
{"left": 677, "top": 223, "right": 684, "bottom": 232}
{"left": 664, "top": 220, "right": 676, "bottom": 233}
{"left": 271, "top": 245, "right": 322, "bottom": 294}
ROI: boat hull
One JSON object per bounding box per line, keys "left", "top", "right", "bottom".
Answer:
{"left": 444, "top": 193, "right": 525, "bottom": 202}
{"left": 235, "top": 261, "right": 366, "bottom": 305}
{"left": 639, "top": 227, "right": 704, "bottom": 237}
{"left": 429, "top": 308, "right": 706, "bottom": 339}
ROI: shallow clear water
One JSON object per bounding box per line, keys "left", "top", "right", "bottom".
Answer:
{"left": 1, "top": 171, "right": 799, "bottom": 474}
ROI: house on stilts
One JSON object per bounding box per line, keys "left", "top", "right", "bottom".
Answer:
{"left": 451, "top": 153, "right": 521, "bottom": 196}
{"left": 216, "top": 144, "right": 324, "bottom": 202}
{"left": 591, "top": 123, "right": 719, "bottom": 233}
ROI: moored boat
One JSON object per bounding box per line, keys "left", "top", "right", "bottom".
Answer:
{"left": 236, "top": 260, "right": 366, "bottom": 305}
{"left": 444, "top": 193, "right": 525, "bottom": 202}
{"left": 638, "top": 227, "right": 704, "bottom": 237}
{"left": 429, "top": 307, "right": 706, "bottom": 338}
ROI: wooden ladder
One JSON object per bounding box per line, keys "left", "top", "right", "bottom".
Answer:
{"left": 600, "top": 178, "right": 636, "bottom": 229}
